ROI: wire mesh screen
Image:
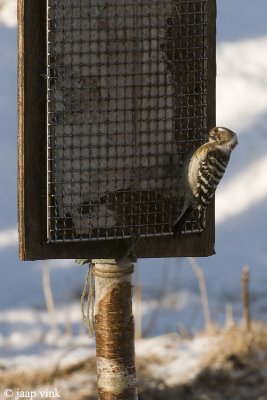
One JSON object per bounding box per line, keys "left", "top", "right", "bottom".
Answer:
{"left": 47, "top": 0, "right": 208, "bottom": 242}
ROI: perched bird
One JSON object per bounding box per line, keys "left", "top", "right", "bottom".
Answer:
{"left": 173, "top": 127, "right": 238, "bottom": 233}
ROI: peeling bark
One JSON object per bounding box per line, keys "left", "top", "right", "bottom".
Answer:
{"left": 93, "top": 260, "right": 137, "bottom": 400}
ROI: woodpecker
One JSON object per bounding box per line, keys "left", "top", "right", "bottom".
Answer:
{"left": 173, "top": 127, "right": 238, "bottom": 233}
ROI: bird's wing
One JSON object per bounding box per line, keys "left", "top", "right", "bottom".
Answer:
{"left": 195, "top": 149, "right": 230, "bottom": 212}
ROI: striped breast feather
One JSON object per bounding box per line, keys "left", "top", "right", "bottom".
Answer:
{"left": 195, "top": 149, "right": 230, "bottom": 209}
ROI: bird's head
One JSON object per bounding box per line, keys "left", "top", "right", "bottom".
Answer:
{"left": 208, "top": 127, "right": 238, "bottom": 150}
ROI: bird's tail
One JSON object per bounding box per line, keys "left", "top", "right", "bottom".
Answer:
{"left": 173, "top": 206, "right": 206, "bottom": 235}
{"left": 172, "top": 204, "right": 192, "bottom": 235}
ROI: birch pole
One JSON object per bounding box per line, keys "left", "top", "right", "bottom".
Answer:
{"left": 92, "top": 259, "right": 137, "bottom": 400}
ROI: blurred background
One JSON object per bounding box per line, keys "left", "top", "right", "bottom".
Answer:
{"left": 1, "top": 0, "right": 267, "bottom": 398}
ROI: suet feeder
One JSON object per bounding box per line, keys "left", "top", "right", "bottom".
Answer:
{"left": 18, "top": 0, "right": 216, "bottom": 259}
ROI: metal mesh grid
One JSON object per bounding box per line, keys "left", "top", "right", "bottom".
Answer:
{"left": 47, "top": 0, "right": 208, "bottom": 242}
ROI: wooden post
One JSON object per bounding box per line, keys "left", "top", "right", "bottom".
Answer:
{"left": 92, "top": 259, "right": 137, "bottom": 400}
{"left": 242, "top": 265, "right": 251, "bottom": 331}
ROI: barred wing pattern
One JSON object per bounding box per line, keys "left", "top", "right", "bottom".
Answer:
{"left": 195, "top": 149, "right": 230, "bottom": 225}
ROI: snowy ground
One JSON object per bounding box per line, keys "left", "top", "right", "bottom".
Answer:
{"left": 0, "top": 0, "right": 267, "bottom": 398}
{"left": 1, "top": 323, "right": 267, "bottom": 400}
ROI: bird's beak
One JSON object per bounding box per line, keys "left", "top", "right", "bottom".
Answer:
{"left": 232, "top": 141, "right": 238, "bottom": 149}
{"left": 231, "top": 134, "right": 238, "bottom": 149}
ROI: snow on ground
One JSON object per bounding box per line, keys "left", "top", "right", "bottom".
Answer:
{"left": 0, "top": 0, "right": 267, "bottom": 382}
{"left": 0, "top": 0, "right": 16, "bottom": 28}
{"left": 2, "top": 324, "right": 267, "bottom": 400}
{"left": 0, "top": 228, "right": 17, "bottom": 249}
{"left": 216, "top": 36, "right": 267, "bottom": 131}
{"left": 136, "top": 333, "right": 218, "bottom": 386}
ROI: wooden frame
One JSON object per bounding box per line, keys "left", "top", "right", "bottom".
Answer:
{"left": 18, "top": 0, "right": 216, "bottom": 261}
